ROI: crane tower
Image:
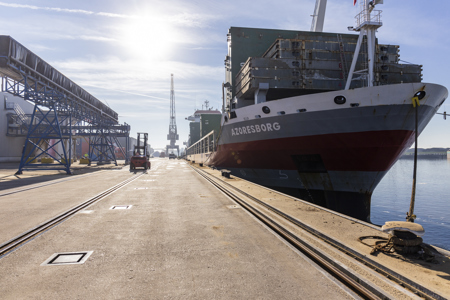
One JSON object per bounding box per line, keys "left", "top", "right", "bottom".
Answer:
{"left": 166, "top": 74, "right": 179, "bottom": 155}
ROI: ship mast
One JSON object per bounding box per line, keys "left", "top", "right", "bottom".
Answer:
{"left": 310, "top": 0, "right": 327, "bottom": 32}
{"left": 345, "top": 0, "right": 383, "bottom": 90}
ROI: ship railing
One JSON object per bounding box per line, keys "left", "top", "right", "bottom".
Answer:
{"left": 186, "top": 130, "right": 216, "bottom": 158}
{"left": 355, "top": 9, "right": 382, "bottom": 28}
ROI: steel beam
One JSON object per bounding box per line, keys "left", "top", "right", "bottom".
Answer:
{"left": 0, "top": 36, "right": 131, "bottom": 174}
{"left": 16, "top": 103, "right": 72, "bottom": 175}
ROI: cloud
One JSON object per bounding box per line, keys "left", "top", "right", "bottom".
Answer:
{"left": 167, "top": 12, "right": 217, "bottom": 28}
{"left": 27, "top": 43, "right": 56, "bottom": 51}
{"left": 47, "top": 34, "right": 117, "bottom": 42}
{"left": 50, "top": 56, "right": 224, "bottom": 115}
{"left": 82, "top": 85, "right": 169, "bottom": 102}
{"left": 0, "top": 1, "right": 216, "bottom": 29}
{"left": 52, "top": 56, "right": 223, "bottom": 82}
{"left": 0, "top": 1, "right": 133, "bottom": 18}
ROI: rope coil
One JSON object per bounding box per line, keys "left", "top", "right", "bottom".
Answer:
{"left": 358, "top": 235, "right": 436, "bottom": 262}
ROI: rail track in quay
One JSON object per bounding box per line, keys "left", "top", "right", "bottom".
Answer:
{"left": 0, "top": 172, "right": 145, "bottom": 259}
{"left": 191, "top": 164, "right": 446, "bottom": 300}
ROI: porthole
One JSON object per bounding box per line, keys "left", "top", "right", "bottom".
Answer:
{"left": 334, "top": 96, "right": 346, "bottom": 105}
{"left": 262, "top": 106, "right": 271, "bottom": 114}
{"left": 414, "top": 91, "right": 426, "bottom": 100}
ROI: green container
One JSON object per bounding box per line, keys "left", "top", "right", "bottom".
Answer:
{"left": 200, "top": 114, "right": 222, "bottom": 139}
{"left": 189, "top": 122, "right": 201, "bottom": 145}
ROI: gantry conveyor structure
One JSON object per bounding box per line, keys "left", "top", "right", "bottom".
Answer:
{"left": 0, "top": 35, "right": 130, "bottom": 174}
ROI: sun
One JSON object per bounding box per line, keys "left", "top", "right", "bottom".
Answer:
{"left": 119, "top": 14, "right": 176, "bottom": 60}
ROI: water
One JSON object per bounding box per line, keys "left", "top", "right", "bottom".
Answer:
{"left": 371, "top": 157, "right": 450, "bottom": 250}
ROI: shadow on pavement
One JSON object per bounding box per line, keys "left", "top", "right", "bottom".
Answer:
{"left": 0, "top": 162, "right": 126, "bottom": 192}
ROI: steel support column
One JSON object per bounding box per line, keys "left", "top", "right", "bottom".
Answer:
{"left": 88, "top": 125, "right": 118, "bottom": 166}
{"left": 16, "top": 103, "right": 71, "bottom": 174}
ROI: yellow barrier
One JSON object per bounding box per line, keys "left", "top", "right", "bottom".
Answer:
{"left": 41, "top": 157, "right": 54, "bottom": 163}
{"left": 26, "top": 157, "right": 37, "bottom": 163}
{"left": 61, "top": 158, "right": 73, "bottom": 164}
{"left": 79, "top": 158, "right": 90, "bottom": 164}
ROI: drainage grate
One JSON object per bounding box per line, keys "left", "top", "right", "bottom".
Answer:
{"left": 110, "top": 205, "right": 132, "bottom": 210}
{"left": 227, "top": 205, "right": 240, "bottom": 209}
{"left": 41, "top": 251, "right": 93, "bottom": 266}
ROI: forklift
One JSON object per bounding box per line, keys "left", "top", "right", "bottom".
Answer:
{"left": 130, "top": 133, "right": 151, "bottom": 171}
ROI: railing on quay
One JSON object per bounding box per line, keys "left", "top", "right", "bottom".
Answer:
{"left": 185, "top": 130, "right": 216, "bottom": 164}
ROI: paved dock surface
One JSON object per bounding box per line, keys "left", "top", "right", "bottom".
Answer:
{"left": 199, "top": 165, "right": 450, "bottom": 299}
{"left": 0, "top": 159, "right": 356, "bottom": 299}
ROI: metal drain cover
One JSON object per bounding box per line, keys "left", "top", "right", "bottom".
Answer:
{"left": 227, "top": 205, "right": 240, "bottom": 209}
{"left": 41, "top": 251, "right": 93, "bottom": 266}
{"left": 110, "top": 205, "right": 132, "bottom": 210}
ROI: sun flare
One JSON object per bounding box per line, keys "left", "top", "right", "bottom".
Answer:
{"left": 119, "top": 14, "right": 176, "bottom": 60}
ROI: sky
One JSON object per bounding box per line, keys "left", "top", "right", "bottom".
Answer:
{"left": 0, "top": 0, "right": 449, "bottom": 150}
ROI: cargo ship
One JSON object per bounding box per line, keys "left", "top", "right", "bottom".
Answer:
{"left": 186, "top": 1, "right": 448, "bottom": 221}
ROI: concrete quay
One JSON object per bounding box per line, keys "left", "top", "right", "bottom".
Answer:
{"left": 198, "top": 164, "right": 450, "bottom": 299}
{"left": 0, "top": 159, "right": 357, "bottom": 299}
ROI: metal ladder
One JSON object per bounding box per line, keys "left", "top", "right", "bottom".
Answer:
{"left": 13, "top": 103, "right": 29, "bottom": 127}
{"left": 337, "top": 34, "right": 349, "bottom": 87}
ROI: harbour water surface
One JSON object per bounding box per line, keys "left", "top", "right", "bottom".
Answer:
{"left": 371, "top": 157, "right": 450, "bottom": 250}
